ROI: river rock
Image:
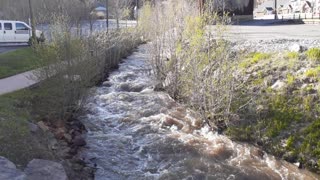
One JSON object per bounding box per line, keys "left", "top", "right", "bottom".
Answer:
{"left": 63, "top": 75, "right": 81, "bottom": 82}
{"left": 289, "top": 44, "right": 302, "bottom": 52}
{"left": 0, "top": 156, "right": 26, "bottom": 180}
{"left": 271, "top": 80, "right": 285, "bottom": 90}
{"left": 162, "top": 117, "right": 184, "bottom": 129}
{"left": 72, "top": 136, "right": 86, "bottom": 147}
{"left": 102, "top": 81, "right": 112, "bottom": 87}
{"left": 251, "top": 149, "right": 265, "bottom": 159}
{"left": 49, "top": 138, "right": 59, "bottom": 150}
{"left": 37, "top": 121, "right": 49, "bottom": 132}
{"left": 153, "top": 83, "right": 165, "bottom": 91}
{"left": 283, "top": 151, "right": 298, "bottom": 163}
{"left": 294, "top": 162, "right": 303, "bottom": 169}
{"left": 28, "top": 122, "right": 39, "bottom": 133}
{"left": 54, "top": 128, "right": 66, "bottom": 140}
{"left": 69, "top": 120, "right": 86, "bottom": 132}
{"left": 64, "top": 133, "right": 73, "bottom": 143}
{"left": 25, "top": 159, "right": 68, "bottom": 180}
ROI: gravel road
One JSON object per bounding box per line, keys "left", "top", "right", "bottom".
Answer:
{"left": 220, "top": 23, "right": 320, "bottom": 52}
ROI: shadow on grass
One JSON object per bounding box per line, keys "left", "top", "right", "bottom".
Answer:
{"left": 0, "top": 90, "right": 55, "bottom": 169}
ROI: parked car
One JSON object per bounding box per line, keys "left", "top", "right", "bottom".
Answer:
{"left": 0, "top": 20, "right": 43, "bottom": 44}
{"left": 264, "top": 7, "right": 275, "bottom": 15}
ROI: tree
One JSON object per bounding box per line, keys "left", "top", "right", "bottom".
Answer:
{"left": 29, "top": 0, "right": 37, "bottom": 42}
{"left": 108, "top": 0, "right": 134, "bottom": 29}
{"left": 275, "top": 0, "right": 278, "bottom": 20}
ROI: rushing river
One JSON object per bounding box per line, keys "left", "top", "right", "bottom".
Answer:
{"left": 81, "top": 44, "right": 319, "bottom": 180}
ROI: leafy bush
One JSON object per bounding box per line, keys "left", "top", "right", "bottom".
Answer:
{"left": 30, "top": 15, "right": 142, "bottom": 123}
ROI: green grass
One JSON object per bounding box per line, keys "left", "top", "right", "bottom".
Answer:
{"left": 306, "top": 48, "right": 320, "bottom": 61}
{"left": 240, "top": 52, "right": 271, "bottom": 68}
{"left": 285, "top": 52, "right": 299, "bottom": 60}
{"left": 287, "top": 74, "right": 295, "bottom": 85}
{"left": 304, "top": 67, "right": 320, "bottom": 78}
{"left": 300, "top": 119, "right": 320, "bottom": 162}
{"left": 0, "top": 91, "right": 54, "bottom": 168}
{"left": 0, "top": 47, "right": 39, "bottom": 79}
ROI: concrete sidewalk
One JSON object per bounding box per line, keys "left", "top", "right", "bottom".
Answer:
{"left": 0, "top": 70, "right": 38, "bottom": 95}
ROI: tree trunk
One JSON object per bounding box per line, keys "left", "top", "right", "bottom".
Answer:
{"left": 106, "top": 0, "right": 109, "bottom": 32}
{"left": 28, "top": 0, "right": 36, "bottom": 42}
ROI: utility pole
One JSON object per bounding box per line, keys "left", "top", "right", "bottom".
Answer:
{"left": 106, "top": 0, "right": 109, "bottom": 32}
{"left": 275, "top": 0, "right": 278, "bottom": 20}
{"left": 136, "top": 0, "right": 139, "bottom": 26}
{"left": 222, "top": 0, "right": 225, "bottom": 13}
{"left": 28, "top": 0, "right": 36, "bottom": 42}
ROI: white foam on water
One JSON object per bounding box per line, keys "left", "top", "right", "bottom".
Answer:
{"left": 80, "top": 44, "right": 319, "bottom": 180}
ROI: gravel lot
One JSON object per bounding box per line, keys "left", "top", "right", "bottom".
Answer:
{"left": 225, "top": 24, "right": 320, "bottom": 52}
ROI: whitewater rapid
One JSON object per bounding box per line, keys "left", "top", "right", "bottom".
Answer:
{"left": 80, "top": 44, "right": 318, "bottom": 180}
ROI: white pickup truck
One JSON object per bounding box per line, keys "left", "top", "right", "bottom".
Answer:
{"left": 0, "top": 20, "right": 43, "bottom": 43}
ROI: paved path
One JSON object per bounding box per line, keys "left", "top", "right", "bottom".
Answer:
{"left": 0, "top": 70, "right": 38, "bottom": 95}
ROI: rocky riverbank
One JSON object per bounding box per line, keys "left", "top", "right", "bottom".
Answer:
{"left": 0, "top": 117, "right": 95, "bottom": 180}
{"left": 225, "top": 45, "right": 320, "bottom": 174}
{"left": 46, "top": 118, "right": 95, "bottom": 179}
{"left": 0, "top": 157, "right": 68, "bottom": 180}
{"left": 151, "top": 31, "right": 320, "bottom": 175}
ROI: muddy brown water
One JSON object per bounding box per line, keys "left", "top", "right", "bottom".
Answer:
{"left": 80, "top": 44, "right": 319, "bottom": 180}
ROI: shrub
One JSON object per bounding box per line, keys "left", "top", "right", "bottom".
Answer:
{"left": 287, "top": 74, "right": 295, "bottom": 85}
{"left": 301, "top": 119, "right": 320, "bottom": 159}
{"left": 286, "top": 52, "right": 299, "bottom": 60}
{"left": 305, "top": 68, "right": 320, "bottom": 78}
{"left": 252, "top": 52, "right": 271, "bottom": 63}
{"left": 306, "top": 48, "right": 320, "bottom": 61}
{"left": 31, "top": 15, "right": 142, "bottom": 123}
{"left": 286, "top": 136, "right": 295, "bottom": 150}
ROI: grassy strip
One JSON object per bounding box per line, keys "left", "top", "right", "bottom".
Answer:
{"left": 0, "top": 90, "right": 54, "bottom": 168}
{"left": 227, "top": 50, "right": 320, "bottom": 174}
{"left": 0, "top": 48, "right": 39, "bottom": 79}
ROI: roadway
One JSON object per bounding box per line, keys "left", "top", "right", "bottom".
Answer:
{"left": 0, "top": 44, "right": 28, "bottom": 54}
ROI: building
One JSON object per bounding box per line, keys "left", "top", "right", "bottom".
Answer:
{"left": 255, "top": 0, "right": 320, "bottom": 15}
{"left": 286, "top": 0, "right": 320, "bottom": 14}
{"left": 199, "top": 0, "right": 254, "bottom": 19}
